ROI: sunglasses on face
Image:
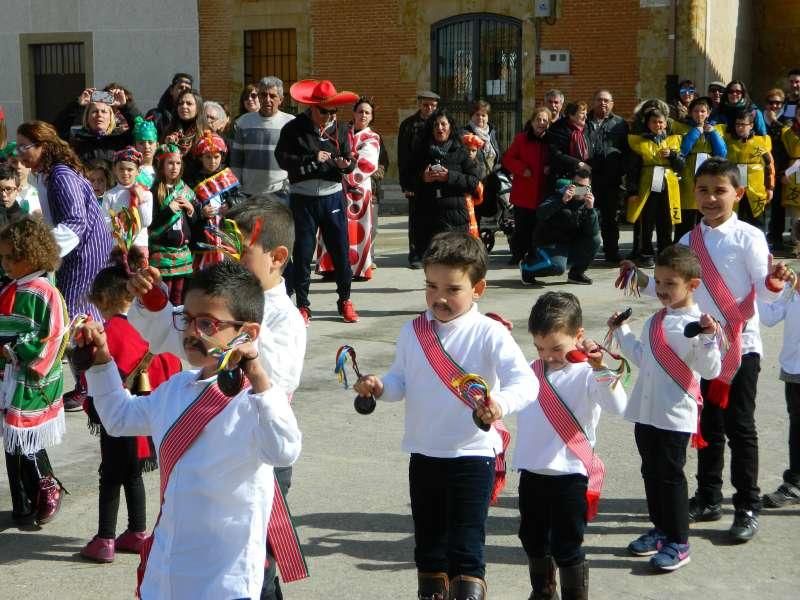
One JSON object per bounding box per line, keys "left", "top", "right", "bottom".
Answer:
{"left": 317, "top": 107, "right": 338, "bottom": 115}
{"left": 247, "top": 92, "right": 258, "bottom": 100}
{"left": 728, "top": 89, "right": 743, "bottom": 95}
{"left": 679, "top": 87, "right": 696, "bottom": 95}
{"left": 768, "top": 99, "right": 784, "bottom": 106}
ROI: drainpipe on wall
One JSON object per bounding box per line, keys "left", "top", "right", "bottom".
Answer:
{"left": 665, "top": 0, "right": 679, "bottom": 103}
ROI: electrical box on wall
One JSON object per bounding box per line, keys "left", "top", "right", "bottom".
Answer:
{"left": 539, "top": 50, "right": 570, "bottom": 74}
{"left": 534, "top": 0, "right": 553, "bottom": 17}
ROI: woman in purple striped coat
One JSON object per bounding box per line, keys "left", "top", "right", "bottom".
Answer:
{"left": 15, "top": 122, "right": 113, "bottom": 321}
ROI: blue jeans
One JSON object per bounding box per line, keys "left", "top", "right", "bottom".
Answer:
{"left": 532, "top": 210, "right": 601, "bottom": 276}
{"left": 290, "top": 191, "right": 352, "bottom": 308}
{"left": 409, "top": 453, "right": 495, "bottom": 578}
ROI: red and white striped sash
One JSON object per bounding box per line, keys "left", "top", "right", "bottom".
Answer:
{"left": 267, "top": 478, "right": 309, "bottom": 582}
{"left": 411, "top": 314, "right": 511, "bottom": 503}
{"left": 136, "top": 382, "right": 233, "bottom": 597}
{"left": 532, "top": 360, "right": 605, "bottom": 521}
{"left": 689, "top": 224, "right": 755, "bottom": 407}
{"left": 649, "top": 309, "right": 707, "bottom": 448}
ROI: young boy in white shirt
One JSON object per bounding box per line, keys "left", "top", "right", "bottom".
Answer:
{"left": 81, "top": 261, "right": 302, "bottom": 599}
{"left": 619, "top": 157, "right": 789, "bottom": 542}
{"left": 515, "top": 291, "right": 627, "bottom": 600}
{"left": 609, "top": 245, "right": 721, "bottom": 572}
{"left": 354, "top": 231, "right": 536, "bottom": 600}
{"left": 126, "top": 197, "right": 306, "bottom": 599}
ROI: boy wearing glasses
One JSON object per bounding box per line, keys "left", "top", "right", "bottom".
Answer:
{"left": 0, "top": 163, "right": 27, "bottom": 229}
{"left": 82, "top": 261, "right": 302, "bottom": 599}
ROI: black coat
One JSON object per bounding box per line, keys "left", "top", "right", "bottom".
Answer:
{"left": 546, "top": 117, "right": 592, "bottom": 187}
{"left": 70, "top": 127, "right": 133, "bottom": 164}
{"left": 397, "top": 111, "right": 428, "bottom": 192}
{"left": 586, "top": 111, "right": 629, "bottom": 186}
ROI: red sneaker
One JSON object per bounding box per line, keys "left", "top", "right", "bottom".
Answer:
{"left": 298, "top": 306, "right": 311, "bottom": 327}
{"left": 115, "top": 529, "right": 149, "bottom": 553}
{"left": 338, "top": 299, "right": 359, "bottom": 323}
{"left": 81, "top": 536, "right": 115, "bottom": 563}
{"left": 36, "top": 476, "right": 63, "bottom": 524}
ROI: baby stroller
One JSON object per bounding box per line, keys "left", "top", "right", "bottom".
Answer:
{"left": 477, "top": 169, "right": 514, "bottom": 253}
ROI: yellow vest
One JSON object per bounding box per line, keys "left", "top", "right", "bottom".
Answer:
{"left": 725, "top": 134, "right": 772, "bottom": 217}
{"left": 781, "top": 126, "right": 800, "bottom": 209}
{"left": 626, "top": 133, "right": 682, "bottom": 224}
{"left": 672, "top": 122, "right": 727, "bottom": 209}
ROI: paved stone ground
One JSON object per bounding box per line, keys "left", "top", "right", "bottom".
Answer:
{"left": 0, "top": 217, "right": 797, "bottom": 599}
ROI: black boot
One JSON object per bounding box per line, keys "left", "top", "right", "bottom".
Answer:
{"left": 417, "top": 572, "right": 448, "bottom": 600}
{"left": 448, "top": 575, "right": 486, "bottom": 600}
{"left": 5, "top": 452, "right": 36, "bottom": 524}
{"left": 528, "top": 556, "right": 559, "bottom": 600}
{"left": 559, "top": 561, "right": 588, "bottom": 600}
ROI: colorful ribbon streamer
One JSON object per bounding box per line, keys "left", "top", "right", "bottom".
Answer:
{"left": 614, "top": 266, "right": 640, "bottom": 297}
{"left": 334, "top": 345, "right": 364, "bottom": 389}
{"left": 450, "top": 373, "right": 490, "bottom": 411}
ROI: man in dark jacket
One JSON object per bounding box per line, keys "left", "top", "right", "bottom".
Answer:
{"left": 397, "top": 90, "right": 439, "bottom": 268}
{"left": 275, "top": 79, "right": 359, "bottom": 324}
{"left": 587, "top": 89, "right": 629, "bottom": 263}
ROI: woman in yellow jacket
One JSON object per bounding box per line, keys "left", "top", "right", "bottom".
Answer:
{"left": 725, "top": 109, "right": 774, "bottom": 229}
{"left": 781, "top": 112, "right": 800, "bottom": 225}
{"left": 625, "top": 108, "right": 685, "bottom": 267}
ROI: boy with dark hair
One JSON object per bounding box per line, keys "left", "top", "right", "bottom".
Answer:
{"left": 515, "top": 291, "right": 626, "bottom": 599}
{"left": 0, "top": 163, "right": 25, "bottom": 228}
{"left": 127, "top": 196, "right": 307, "bottom": 599}
{"left": 609, "top": 245, "right": 721, "bottom": 572}
{"left": 354, "top": 231, "right": 536, "bottom": 600}
{"left": 620, "top": 158, "right": 789, "bottom": 542}
{"left": 82, "top": 261, "right": 302, "bottom": 598}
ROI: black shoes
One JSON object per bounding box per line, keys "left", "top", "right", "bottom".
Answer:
{"left": 687, "top": 496, "right": 722, "bottom": 523}
{"left": 729, "top": 509, "right": 759, "bottom": 543}
{"left": 567, "top": 271, "right": 592, "bottom": 285}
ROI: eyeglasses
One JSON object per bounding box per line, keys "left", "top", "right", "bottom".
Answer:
{"left": 16, "top": 142, "right": 36, "bottom": 153}
{"left": 679, "top": 87, "right": 696, "bottom": 95}
{"left": 768, "top": 99, "right": 784, "bottom": 106}
{"left": 317, "top": 107, "right": 338, "bottom": 115}
{"left": 728, "top": 89, "right": 743, "bottom": 96}
{"left": 709, "top": 88, "right": 724, "bottom": 94}
{"left": 0, "top": 186, "right": 18, "bottom": 196}
{"left": 172, "top": 310, "right": 244, "bottom": 336}
{"left": 248, "top": 92, "right": 259, "bottom": 100}
{"left": 596, "top": 97, "right": 613, "bottom": 103}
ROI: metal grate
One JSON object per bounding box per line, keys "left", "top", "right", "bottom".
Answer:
{"left": 32, "top": 43, "right": 84, "bottom": 75}
{"left": 431, "top": 14, "right": 522, "bottom": 152}
{"left": 244, "top": 28, "right": 297, "bottom": 104}
{"left": 31, "top": 42, "right": 86, "bottom": 124}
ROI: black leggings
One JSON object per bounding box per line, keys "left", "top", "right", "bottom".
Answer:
{"left": 97, "top": 430, "right": 146, "bottom": 538}
{"left": 5, "top": 449, "right": 52, "bottom": 517}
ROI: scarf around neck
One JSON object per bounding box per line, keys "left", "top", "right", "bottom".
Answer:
{"left": 568, "top": 121, "right": 589, "bottom": 161}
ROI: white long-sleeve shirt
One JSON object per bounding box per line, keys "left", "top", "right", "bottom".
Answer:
{"left": 86, "top": 361, "right": 302, "bottom": 600}
{"left": 759, "top": 284, "right": 800, "bottom": 378}
{"left": 128, "top": 279, "right": 306, "bottom": 396}
{"left": 653, "top": 213, "right": 780, "bottom": 356}
{"left": 513, "top": 361, "right": 627, "bottom": 476}
{"left": 615, "top": 305, "right": 721, "bottom": 433}
{"left": 381, "top": 305, "right": 537, "bottom": 458}
{"left": 102, "top": 183, "right": 154, "bottom": 248}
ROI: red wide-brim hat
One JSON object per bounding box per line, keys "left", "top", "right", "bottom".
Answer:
{"left": 290, "top": 79, "right": 359, "bottom": 108}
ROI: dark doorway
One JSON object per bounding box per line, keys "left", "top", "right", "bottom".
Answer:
{"left": 31, "top": 43, "right": 86, "bottom": 124}
{"left": 431, "top": 13, "right": 522, "bottom": 152}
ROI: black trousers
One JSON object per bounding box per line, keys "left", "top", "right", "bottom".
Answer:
{"left": 784, "top": 382, "right": 800, "bottom": 484}
{"left": 261, "top": 466, "right": 293, "bottom": 600}
{"left": 634, "top": 423, "right": 690, "bottom": 544}
{"left": 518, "top": 470, "right": 587, "bottom": 568}
{"left": 593, "top": 179, "right": 621, "bottom": 259}
{"left": 635, "top": 191, "right": 673, "bottom": 257}
{"left": 409, "top": 454, "right": 495, "bottom": 579}
{"left": 738, "top": 194, "right": 765, "bottom": 230}
{"left": 97, "top": 430, "right": 146, "bottom": 538}
{"left": 768, "top": 179, "right": 786, "bottom": 248}
{"left": 673, "top": 209, "right": 700, "bottom": 243}
{"left": 5, "top": 449, "right": 52, "bottom": 518}
{"left": 290, "top": 191, "right": 352, "bottom": 309}
{"left": 511, "top": 206, "right": 537, "bottom": 262}
{"left": 696, "top": 353, "right": 761, "bottom": 511}
{"left": 408, "top": 194, "right": 419, "bottom": 262}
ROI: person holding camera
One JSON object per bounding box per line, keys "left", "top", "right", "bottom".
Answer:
{"left": 521, "top": 168, "right": 600, "bottom": 286}
{"left": 409, "top": 109, "right": 480, "bottom": 258}
{"left": 68, "top": 88, "right": 138, "bottom": 164}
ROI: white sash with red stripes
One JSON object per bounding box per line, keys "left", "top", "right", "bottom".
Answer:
{"left": 411, "top": 314, "right": 511, "bottom": 503}
{"left": 531, "top": 360, "right": 605, "bottom": 521}
{"left": 267, "top": 478, "right": 309, "bottom": 582}
{"left": 649, "top": 309, "right": 707, "bottom": 448}
{"left": 136, "top": 381, "right": 233, "bottom": 597}
{"left": 689, "top": 224, "right": 755, "bottom": 407}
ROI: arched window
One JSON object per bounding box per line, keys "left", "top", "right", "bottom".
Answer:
{"left": 431, "top": 13, "right": 522, "bottom": 151}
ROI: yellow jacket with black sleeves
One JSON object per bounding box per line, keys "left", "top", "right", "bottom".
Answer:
{"left": 626, "top": 133, "right": 684, "bottom": 224}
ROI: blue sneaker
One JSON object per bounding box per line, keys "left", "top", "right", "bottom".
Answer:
{"left": 650, "top": 542, "right": 691, "bottom": 571}
{"left": 627, "top": 528, "right": 666, "bottom": 556}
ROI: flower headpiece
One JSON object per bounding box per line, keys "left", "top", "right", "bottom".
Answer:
{"left": 113, "top": 146, "right": 143, "bottom": 166}
{"left": 0, "top": 141, "right": 17, "bottom": 159}
{"left": 192, "top": 130, "right": 227, "bottom": 156}
{"left": 132, "top": 116, "right": 158, "bottom": 142}
{"left": 154, "top": 143, "right": 181, "bottom": 163}
{"left": 461, "top": 133, "right": 485, "bottom": 150}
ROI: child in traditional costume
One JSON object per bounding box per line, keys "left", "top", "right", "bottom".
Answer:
{"left": 83, "top": 261, "right": 301, "bottom": 599}
{"left": 780, "top": 111, "right": 800, "bottom": 243}
{"left": 102, "top": 147, "right": 153, "bottom": 268}
{"left": 132, "top": 116, "right": 158, "bottom": 189}
{"left": 611, "top": 246, "right": 721, "bottom": 572}
{"left": 354, "top": 231, "right": 536, "bottom": 600}
{"left": 672, "top": 97, "right": 727, "bottom": 240}
{"left": 127, "top": 198, "right": 308, "bottom": 599}
{"left": 189, "top": 131, "right": 243, "bottom": 270}
{"left": 515, "top": 292, "right": 626, "bottom": 599}
{"left": 725, "top": 109, "right": 775, "bottom": 229}
{"left": 79, "top": 265, "right": 182, "bottom": 563}
{"left": 0, "top": 217, "right": 69, "bottom": 526}
{"left": 148, "top": 144, "right": 196, "bottom": 305}
{"left": 626, "top": 108, "right": 684, "bottom": 266}
{"left": 460, "top": 132, "right": 484, "bottom": 239}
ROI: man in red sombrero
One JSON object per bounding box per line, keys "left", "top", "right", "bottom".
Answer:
{"left": 275, "top": 79, "right": 360, "bottom": 325}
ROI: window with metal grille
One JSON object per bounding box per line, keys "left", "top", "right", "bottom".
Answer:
{"left": 31, "top": 42, "right": 86, "bottom": 124}
{"left": 244, "top": 29, "right": 297, "bottom": 111}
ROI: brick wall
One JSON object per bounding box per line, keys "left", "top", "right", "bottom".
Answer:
{"left": 197, "top": 0, "right": 234, "bottom": 103}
